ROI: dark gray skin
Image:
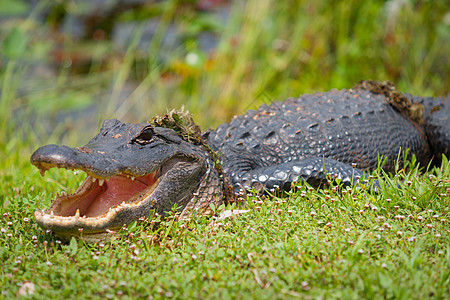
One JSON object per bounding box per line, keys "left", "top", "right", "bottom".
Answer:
{"left": 208, "top": 89, "right": 449, "bottom": 194}
{"left": 412, "top": 95, "right": 450, "bottom": 161}
{"left": 31, "top": 85, "right": 449, "bottom": 241}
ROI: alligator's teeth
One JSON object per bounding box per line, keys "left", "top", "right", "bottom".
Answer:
{"left": 75, "top": 209, "right": 80, "bottom": 217}
{"left": 130, "top": 176, "right": 135, "bottom": 181}
{"left": 82, "top": 215, "right": 86, "bottom": 219}
{"left": 50, "top": 211, "right": 54, "bottom": 218}
{"left": 39, "top": 169, "right": 46, "bottom": 177}
{"left": 121, "top": 201, "right": 126, "bottom": 206}
{"left": 98, "top": 179, "right": 105, "bottom": 186}
{"left": 61, "top": 191, "right": 66, "bottom": 196}
{"left": 92, "top": 177, "right": 97, "bottom": 183}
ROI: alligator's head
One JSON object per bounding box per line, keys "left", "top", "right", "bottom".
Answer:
{"left": 31, "top": 119, "right": 223, "bottom": 242}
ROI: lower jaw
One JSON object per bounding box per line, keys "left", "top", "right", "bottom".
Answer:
{"left": 35, "top": 197, "right": 149, "bottom": 242}
{"left": 35, "top": 212, "right": 113, "bottom": 241}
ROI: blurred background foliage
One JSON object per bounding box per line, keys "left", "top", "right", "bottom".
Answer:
{"left": 0, "top": 0, "right": 449, "bottom": 148}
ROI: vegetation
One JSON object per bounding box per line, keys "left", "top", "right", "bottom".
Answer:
{"left": 1, "top": 149, "right": 449, "bottom": 298}
{"left": 0, "top": 0, "right": 449, "bottom": 298}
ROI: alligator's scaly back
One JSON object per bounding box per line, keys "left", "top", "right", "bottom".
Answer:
{"left": 30, "top": 81, "right": 449, "bottom": 242}
{"left": 207, "top": 85, "right": 445, "bottom": 194}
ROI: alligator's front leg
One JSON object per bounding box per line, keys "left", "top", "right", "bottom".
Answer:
{"left": 231, "top": 157, "right": 373, "bottom": 194}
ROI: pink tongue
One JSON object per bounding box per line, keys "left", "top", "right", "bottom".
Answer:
{"left": 84, "top": 175, "right": 153, "bottom": 217}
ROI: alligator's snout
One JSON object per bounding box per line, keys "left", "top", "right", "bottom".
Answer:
{"left": 31, "top": 144, "right": 116, "bottom": 178}
{"left": 31, "top": 144, "right": 79, "bottom": 172}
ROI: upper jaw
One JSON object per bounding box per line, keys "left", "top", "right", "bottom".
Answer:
{"left": 30, "top": 144, "right": 153, "bottom": 179}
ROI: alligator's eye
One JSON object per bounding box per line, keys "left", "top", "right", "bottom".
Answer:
{"left": 132, "top": 126, "right": 155, "bottom": 144}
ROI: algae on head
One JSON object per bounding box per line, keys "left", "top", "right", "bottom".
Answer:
{"left": 149, "top": 106, "right": 203, "bottom": 144}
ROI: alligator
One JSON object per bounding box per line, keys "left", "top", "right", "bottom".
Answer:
{"left": 31, "top": 81, "right": 449, "bottom": 242}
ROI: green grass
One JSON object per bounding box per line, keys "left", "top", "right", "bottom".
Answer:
{"left": 1, "top": 147, "right": 449, "bottom": 298}
{"left": 1, "top": 0, "right": 449, "bottom": 298}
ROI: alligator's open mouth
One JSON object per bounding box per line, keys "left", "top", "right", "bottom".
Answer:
{"left": 32, "top": 156, "right": 202, "bottom": 242}
{"left": 37, "top": 171, "right": 159, "bottom": 218}
{"left": 34, "top": 164, "right": 164, "bottom": 240}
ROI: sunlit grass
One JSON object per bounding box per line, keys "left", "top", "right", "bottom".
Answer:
{"left": 1, "top": 147, "right": 448, "bottom": 298}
